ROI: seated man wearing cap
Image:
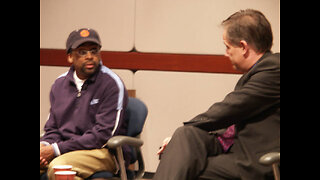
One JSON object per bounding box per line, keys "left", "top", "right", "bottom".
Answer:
{"left": 40, "top": 28, "right": 129, "bottom": 180}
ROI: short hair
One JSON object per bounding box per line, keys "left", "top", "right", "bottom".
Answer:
{"left": 221, "top": 9, "right": 273, "bottom": 53}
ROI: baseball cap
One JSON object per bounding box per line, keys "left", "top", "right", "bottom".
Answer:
{"left": 66, "top": 28, "right": 101, "bottom": 54}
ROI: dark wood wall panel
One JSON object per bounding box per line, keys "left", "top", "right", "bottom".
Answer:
{"left": 40, "top": 49, "right": 241, "bottom": 74}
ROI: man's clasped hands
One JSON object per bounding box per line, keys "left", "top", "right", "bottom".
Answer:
{"left": 40, "top": 143, "right": 55, "bottom": 169}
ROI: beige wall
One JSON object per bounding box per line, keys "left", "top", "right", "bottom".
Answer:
{"left": 40, "top": 0, "right": 280, "bottom": 172}
{"left": 135, "top": 0, "right": 280, "bottom": 54}
{"left": 40, "top": 0, "right": 280, "bottom": 54}
{"left": 40, "top": 0, "right": 135, "bottom": 51}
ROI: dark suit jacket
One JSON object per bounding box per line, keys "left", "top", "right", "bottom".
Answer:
{"left": 184, "top": 52, "right": 280, "bottom": 180}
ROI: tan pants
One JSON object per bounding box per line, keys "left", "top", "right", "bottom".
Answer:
{"left": 40, "top": 148, "right": 116, "bottom": 180}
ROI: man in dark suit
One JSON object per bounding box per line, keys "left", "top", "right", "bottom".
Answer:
{"left": 153, "top": 9, "right": 280, "bottom": 180}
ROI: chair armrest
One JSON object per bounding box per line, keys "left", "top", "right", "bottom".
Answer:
{"left": 259, "top": 152, "right": 280, "bottom": 166}
{"left": 107, "top": 136, "right": 145, "bottom": 180}
{"left": 107, "top": 135, "right": 144, "bottom": 149}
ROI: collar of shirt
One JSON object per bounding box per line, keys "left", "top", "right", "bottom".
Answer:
{"left": 73, "top": 71, "right": 86, "bottom": 92}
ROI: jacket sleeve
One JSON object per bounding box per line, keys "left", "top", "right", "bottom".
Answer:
{"left": 57, "top": 84, "right": 128, "bottom": 155}
{"left": 40, "top": 87, "right": 63, "bottom": 144}
{"left": 184, "top": 56, "right": 280, "bottom": 132}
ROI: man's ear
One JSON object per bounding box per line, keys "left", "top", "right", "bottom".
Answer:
{"left": 239, "top": 40, "right": 249, "bottom": 56}
{"left": 67, "top": 55, "right": 73, "bottom": 64}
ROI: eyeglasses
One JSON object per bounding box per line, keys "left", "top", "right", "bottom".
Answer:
{"left": 74, "top": 48, "right": 100, "bottom": 57}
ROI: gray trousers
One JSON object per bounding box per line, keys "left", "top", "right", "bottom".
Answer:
{"left": 153, "top": 126, "right": 240, "bottom": 180}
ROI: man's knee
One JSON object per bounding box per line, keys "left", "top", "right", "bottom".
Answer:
{"left": 48, "top": 156, "right": 68, "bottom": 170}
{"left": 174, "top": 125, "right": 204, "bottom": 138}
{"left": 175, "top": 126, "right": 195, "bottom": 135}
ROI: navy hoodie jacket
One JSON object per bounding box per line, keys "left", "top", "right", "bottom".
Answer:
{"left": 41, "top": 63, "right": 129, "bottom": 161}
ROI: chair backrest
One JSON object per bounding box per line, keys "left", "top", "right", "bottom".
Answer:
{"left": 125, "top": 97, "right": 148, "bottom": 137}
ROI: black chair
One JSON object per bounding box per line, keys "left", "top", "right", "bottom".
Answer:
{"left": 88, "top": 97, "right": 148, "bottom": 180}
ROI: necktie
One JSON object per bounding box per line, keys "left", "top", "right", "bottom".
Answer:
{"left": 217, "top": 124, "right": 235, "bottom": 152}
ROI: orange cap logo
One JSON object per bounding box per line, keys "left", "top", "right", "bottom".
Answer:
{"left": 80, "top": 29, "right": 90, "bottom": 37}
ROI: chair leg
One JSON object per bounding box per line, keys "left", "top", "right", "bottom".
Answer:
{"left": 272, "top": 163, "right": 280, "bottom": 180}
{"left": 116, "top": 147, "right": 127, "bottom": 180}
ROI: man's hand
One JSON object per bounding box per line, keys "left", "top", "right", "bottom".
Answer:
{"left": 157, "top": 137, "right": 172, "bottom": 155}
{"left": 40, "top": 156, "right": 48, "bottom": 169}
{"left": 40, "top": 145, "right": 55, "bottom": 169}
